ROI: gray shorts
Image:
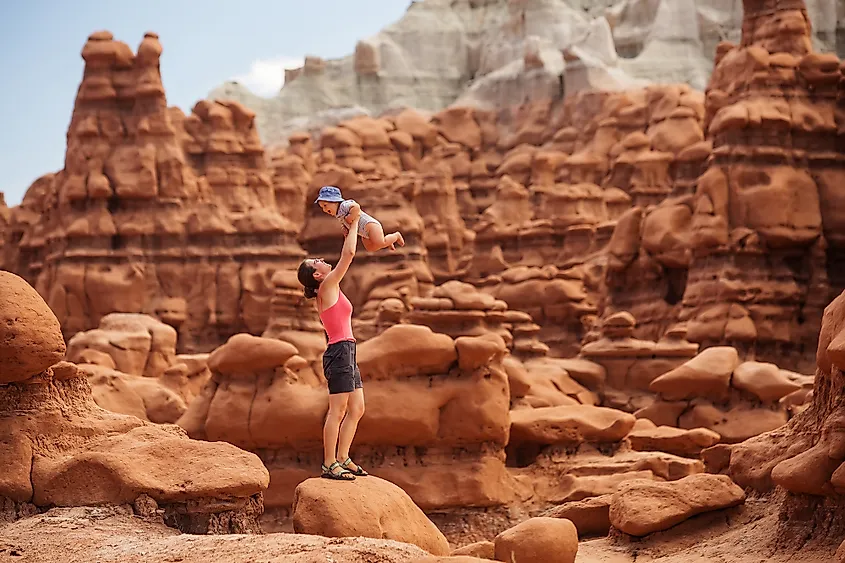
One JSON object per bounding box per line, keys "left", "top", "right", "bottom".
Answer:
{"left": 322, "top": 340, "right": 363, "bottom": 394}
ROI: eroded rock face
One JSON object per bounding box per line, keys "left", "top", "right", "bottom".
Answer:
{"left": 595, "top": 1, "right": 845, "bottom": 373}
{"left": 580, "top": 311, "right": 699, "bottom": 413}
{"left": 574, "top": 310, "right": 806, "bottom": 447}
{"left": 509, "top": 405, "right": 636, "bottom": 448}
{"left": 729, "top": 289, "right": 845, "bottom": 505}
{"left": 404, "top": 279, "right": 595, "bottom": 410}
{"left": 676, "top": 0, "right": 844, "bottom": 372}
{"left": 461, "top": 89, "right": 703, "bottom": 356}
{"left": 602, "top": 197, "right": 699, "bottom": 343}
{"left": 627, "top": 422, "right": 721, "bottom": 458}
{"left": 3, "top": 32, "right": 304, "bottom": 354}
{"left": 67, "top": 313, "right": 178, "bottom": 378}
{"left": 0, "top": 271, "right": 269, "bottom": 533}
{"left": 292, "top": 116, "right": 437, "bottom": 318}
{"left": 265, "top": 88, "right": 708, "bottom": 359}
{"left": 178, "top": 324, "right": 515, "bottom": 511}
{"left": 65, "top": 313, "right": 211, "bottom": 423}
{"left": 510, "top": 443, "right": 704, "bottom": 509}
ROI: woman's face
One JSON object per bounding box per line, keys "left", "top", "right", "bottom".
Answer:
{"left": 309, "top": 258, "right": 332, "bottom": 280}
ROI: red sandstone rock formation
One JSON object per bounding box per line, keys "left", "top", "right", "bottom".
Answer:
{"left": 656, "top": 8, "right": 845, "bottom": 543}
{"left": 178, "top": 325, "right": 514, "bottom": 512}
{"left": 0, "top": 270, "right": 268, "bottom": 532}
{"left": 602, "top": 200, "right": 695, "bottom": 343}
{"left": 261, "top": 269, "right": 326, "bottom": 378}
{"left": 580, "top": 312, "right": 699, "bottom": 412}
{"left": 673, "top": 0, "right": 844, "bottom": 372}
{"left": 405, "top": 280, "right": 603, "bottom": 410}
{"left": 266, "top": 86, "right": 709, "bottom": 357}
{"left": 725, "top": 289, "right": 845, "bottom": 529}
{"left": 595, "top": 0, "right": 845, "bottom": 375}
{"left": 576, "top": 311, "right": 810, "bottom": 445}
{"left": 5, "top": 12, "right": 845, "bottom": 553}
{"left": 2, "top": 32, "right": 303, "bottom": 354}
{"left": 290, "top": 113, "right": 457, "bottom": 314}
{"left": 66, "top": 313, "right": 211, "bottom": 423}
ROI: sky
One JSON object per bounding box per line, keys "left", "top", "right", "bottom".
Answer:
{"left": 0, "top": 0, "right": 411, "bottom": 207}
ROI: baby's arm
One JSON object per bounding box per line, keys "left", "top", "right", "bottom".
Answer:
{"left": 346, "top": 199, "right": 362, "bottom": 217}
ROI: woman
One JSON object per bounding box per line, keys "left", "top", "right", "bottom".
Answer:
{"left": 297, "top": 204, "right": 368, "bottom": 481}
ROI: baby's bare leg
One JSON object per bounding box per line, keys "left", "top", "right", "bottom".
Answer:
{"left": 362, "top": 236, "right": 381, "bottom": 252}
{"left": 363, "top": 223, "right": 388, "bottom": 251}
{"left": 385, "top": 232, "right": 405, "bottom": 248}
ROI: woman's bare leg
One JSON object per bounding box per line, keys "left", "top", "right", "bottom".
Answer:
{"left": 337, "top": 388, "right": 365, "bottom": 471}
{"left": 323, "top": 393, "right": 352, "bottom": 477}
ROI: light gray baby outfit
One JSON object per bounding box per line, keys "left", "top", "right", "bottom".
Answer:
{"left": 336, "top": 199, "right": 380, "bottom": 238}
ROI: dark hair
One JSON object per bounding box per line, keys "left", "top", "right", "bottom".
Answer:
{"left": 297, "top": 260, "right": 321, "bottom": 299}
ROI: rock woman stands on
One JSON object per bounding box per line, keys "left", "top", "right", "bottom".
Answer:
{"left": 297, "top": 204, "right": 368, "bottom": 481}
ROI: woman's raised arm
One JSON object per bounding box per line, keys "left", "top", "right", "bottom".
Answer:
{"left": 324, "top": 206, "right": 360, "bottom": 287}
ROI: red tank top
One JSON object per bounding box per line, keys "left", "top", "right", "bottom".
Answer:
{"left": 319, "top": 290, "right": 355, "bottom": 344}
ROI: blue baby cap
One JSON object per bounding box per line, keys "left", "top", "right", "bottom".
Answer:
{"left": 315, "top": 185, "right": 344, "bottom": 203}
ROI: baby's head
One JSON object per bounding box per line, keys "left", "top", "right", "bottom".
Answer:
{"left": 318, "top": 200, "right": 340, "bottom": 216}
{"left": 314, "top": 186, "right": 344, "bottom": 216}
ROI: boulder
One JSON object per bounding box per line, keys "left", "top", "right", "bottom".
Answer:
{"left": 609, "top": 474, "right": 746, "bottom": 536}
{"left": 627, "top": 425, "right": 721, "bottom": 458}
{"left": 541, "top": 494, "right": 612, "bottom": 537}
{"left": 493, "top": 517, "right": 578, "bottom": 563}
{"left": 649, "top": 347, "right": 739, "bottom": 401}
{"left": 0, "top": 271, "right": 66, "bottom": 383}
{"left": 292, "top": 476, "right": 450, "bottom": 555}
{"left": 450, "top": 540, "right": 495, "bottom": 559}
{"left": 510, "top": 405, "right": 636, "bottom": 446}
{"left": 732, "top": 361, "right": 802, "bottom": 403}
{"left": 34, "top": 425, "right": 269, "bottom": 506}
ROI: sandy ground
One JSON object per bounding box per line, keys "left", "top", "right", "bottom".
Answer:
{"left": 576, "top": 497, "right": 838, "bottom": 563}
{"left": 0, "top": 506, "right": 428, "bottom": 563}
{"left": 0, "top": 497, "right": 840, "bottom": 563}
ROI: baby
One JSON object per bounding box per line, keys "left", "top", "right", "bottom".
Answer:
{"left": 314, "top": 186, "right": 405, "bottom": 252}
